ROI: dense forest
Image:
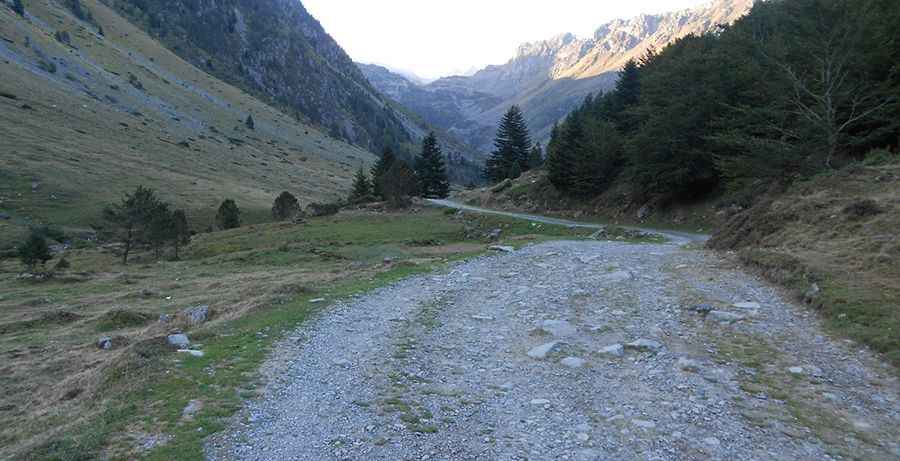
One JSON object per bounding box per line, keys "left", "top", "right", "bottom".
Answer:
{"left": 545, "top": 0, "right": 899, "bottom": 205}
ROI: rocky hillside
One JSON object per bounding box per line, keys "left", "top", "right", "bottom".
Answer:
{"left": 363, "top": 0, "right": 753, "bottom": 152}
{"left": 100, "top": 0, "right": 412, "bottom": 152}
{"left": 0, "top": 0, "right": 375, "bottom": 248}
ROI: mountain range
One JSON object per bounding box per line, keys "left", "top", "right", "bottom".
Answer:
{"left": 359, "top": 0, "right": 754, "bottom": 154}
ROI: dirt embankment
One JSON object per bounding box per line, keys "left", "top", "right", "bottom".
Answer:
{"left": 708, "top": 162, "right": 900, "bottom": 366}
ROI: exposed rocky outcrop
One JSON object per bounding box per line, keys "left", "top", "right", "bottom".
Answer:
{"left": 103, "top": 0, "right": 412, "bottom": 152}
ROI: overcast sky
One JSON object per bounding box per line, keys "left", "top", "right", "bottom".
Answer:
{"left": 303, "top": 0, "right": 712, "bottom": 80}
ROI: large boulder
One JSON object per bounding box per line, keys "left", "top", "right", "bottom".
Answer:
{"left": 167, "top": 333, "right": 190, "bottom": 348}
{"left": 178, "top": 305, "right": 210, "bottom": 327}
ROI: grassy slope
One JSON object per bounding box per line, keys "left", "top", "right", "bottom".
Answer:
{"left": 0, "top": 207, "right": 591, "bottom": 459}
{"left": 709, "top": 161, "right": 900, "bottom": 367}
{"left": 0, "top": 0, "right": 374, "bottom": 249}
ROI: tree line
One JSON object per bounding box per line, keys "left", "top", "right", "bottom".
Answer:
{"left": 349, "top": 131, "right": 450, "bottom": 207}
{"left": 542, "top": 0, "right": 898, "bottom": 204}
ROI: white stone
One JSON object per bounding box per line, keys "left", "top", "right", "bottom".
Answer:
{"left": 788, "top": 366, "right": 805, "bottom": 375}
{"left": 178, "top": 349, "right": 204, "bottom": 357}
{"left": 489, "top": 245, "right": 515, "bottom": 253}
{"left": 309, "top": 298, "right": 326, "bottom": 304}
{"left": 599, "top": 344, "right": 625, "bottom": 357}
{"left": 527, "top": 341, "right": 560, "bottom": 359}
{"left": 471, "top": 315, "right": 495, "bottom": 321}
{"left": 560, "top": 357, "right": 586, "bottom": 368}
{"left": 530, "top": 399, "right": 551, "bottom": 405}
{"left": 708, "top": 311, "right": 745, "bottom": 324}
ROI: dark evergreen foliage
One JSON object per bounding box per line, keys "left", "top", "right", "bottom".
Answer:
{"left": 245, "top": 114, "right": 255, "bottom": 130}
{"left": 216, "top": 199, "right": 241, "bottom": 230}
{"left": 381, "top": 160, "right": 419, "bottom": 208}
{"left": 19, "top": 229, "right": 51, "bottom": 272}
{"left": 349, "top": 166, "right": 374, "bottom": 203}
{"left": 415, "top": 133, "right": 450, "bottom": 199}
{"left": 545, "top": 0, "right": 899, "bottom": 203}
{"left": 102, "top": 186, "right": 165, "bottom": 264}
{"left": 527, "top": 145, "right": 544, "bottom": 170}
{"left": 485, "top": 106, "right": 532, "bottom": 182}
{"left": 13, "top": 0, "right": 25, "bottom": 16}
{"left": 371, "top": 147, "right": 397, "bottom": 199}
{"left": 271, "top": 191, "right": 301, "bottom": 220}
{"left": 171, "top": 209, "right": 190, "bottom": 260}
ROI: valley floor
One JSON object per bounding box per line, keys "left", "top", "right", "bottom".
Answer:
{"left": 207, "top": 239, "right": 900, "bottom": 460}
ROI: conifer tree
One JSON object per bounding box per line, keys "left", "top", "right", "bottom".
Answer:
{"left": 546, "top": 116, "right": 582, "bottom": 193}
{"left": 245, "top": 114, "right": 255, "bottom": 130}
{"left": 349, "top": 166, "right": 373, "bottom": 203}
{"left": 102, "top": 186, "right": 163, "bottom": 264}
{"left": 415, "top": 133, "right": 450, "bottom": 199}
{"left": 527, "top": 145, "right": 544, "bottom": 170}
{"left": 382, "top": 160, "right": 419, "bottom": 208}
{"left": 485, "top": 106, "right": 532, "bottom": 182}
{"left": 147, "top": 204, "right": 174, "bottom": 260}
{"left": 216, "top": 199, "right": 241, "bottom": 230}
{"left": 171, "top": 209, "right": 190, "bottom": 260}
{"left": 371, "top": 147, "right": 396, "bottom": 199}
{"left": 272, "top": 191, "right": 301, "bottom": 220}
{"left": 13, "top": 0, "right": 25, "bottom": 16}
{"left": 19, "top": 229, "right": 51, "bottom": 272}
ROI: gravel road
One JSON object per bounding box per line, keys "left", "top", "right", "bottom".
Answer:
{"left": 207, "top": 238, "right": 899, "bottom": 460}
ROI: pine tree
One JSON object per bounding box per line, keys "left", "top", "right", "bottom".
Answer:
{"left": 147, "top": 204, "right": 174, "bottom": 260}
{"left": 13, "top": 0, "right": 25, "bottom": 16}
{"left": 216, "top": 199, "right": 241, "bottom": 230}
{"left": 271, "top": 191, "right": 301, "bottom": 220}
{"left": 349, "top": 166, "right": 373, "bottom": 203}
{"left": 102, "top": 186, "right": 164, "bottom": 264}
{"left": 546, "top": 116, "right": 582, "bottom": 193}
{"left": 371, "top": 147, "right": 397, "bottom": 199}
{"left": 171, "top": 209, "right": 190, "bottom": 260}
{"left": 527, "top": 145, "right": 544, "bottom": 170}
{"left": 19, "top": 229, "right": 51, "bottom": 272}
{"left": 245, "top": 114, "right": 255, "bottom": 130}
{"left": 485, "top": 106, "right": 532, "bottom": 182}
{"left": 415, "top": 133, "right": 450, "bottom": 198}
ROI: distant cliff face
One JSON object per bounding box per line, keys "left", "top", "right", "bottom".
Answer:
{"left": 362, "top": 0, "right": 754, "bottom": 153}
{"left": 103, "top": 0, "right": 411, "bottom": 152}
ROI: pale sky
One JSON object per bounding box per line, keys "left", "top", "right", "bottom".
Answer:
{"left": 303, "top": 0, "right": 712, "bottom": 80}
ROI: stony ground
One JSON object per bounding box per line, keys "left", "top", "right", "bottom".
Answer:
{"left": 207, "top": 239, "right": 900, "bottom": 460}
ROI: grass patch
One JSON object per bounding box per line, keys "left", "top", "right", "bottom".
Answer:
{"left": 0, "top": 208, "right": 579, "bottom": 459}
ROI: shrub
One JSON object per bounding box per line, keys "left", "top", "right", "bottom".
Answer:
{"left": 843, "top": 200, "right": 883, "bottom": 220}
{"left": 272, "top": 191, "right": 301, "bottom": 220}
{"left": 307, "top": 202, "right": 341, "bottom": 217}
{"left": 216, "top": 199, "right": 241, "bottom": 230}
{"left": 20, "top": 229, "right": 52, "bottom": 272}
{"left": 862, "top": 148, "right": 897, "bottom": 167}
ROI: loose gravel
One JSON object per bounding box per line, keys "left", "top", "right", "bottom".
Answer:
{"left": 207, "top": 240, "right": 900, "bottom": 460}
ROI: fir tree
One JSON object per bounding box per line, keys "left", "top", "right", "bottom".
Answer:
{"left": 245, "top": 114, "right": 255, "bottom": 130}
{"left": 19, "top": 229, "right": 51, "bottom": 272}
{"left": 171, "top": 209, "right": 190, "bottom": 260}
{"left": 527, "top": 145, "right": 544, "bottom": 170}
{"left": 271, "top": 191, "right": 301, "bottom": 220}
{"left": 546, "top": 116, "right": 582, "bottom": 193}
{"left": 415, "top": 133, "right": 450, "bottom": 199}
{"left": 349, "top": 166, "right": 373, "bottom": 203}
{"left": 13, "top": 0, "right": 25, "bottom": 16}
{"left": 485, "top": 106, "right": 532, "bottom": 182}
{"left": 371, "top": 147, "right": 396, "bottom": 199}
{"left": 216, "top": 199, "right": 241, "bottom": 230}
